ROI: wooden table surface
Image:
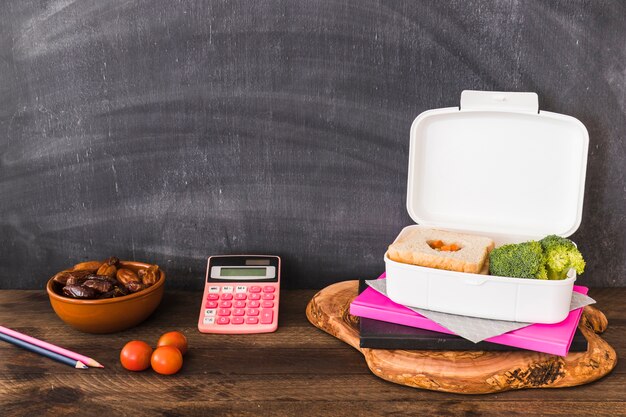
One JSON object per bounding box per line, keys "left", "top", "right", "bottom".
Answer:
{"left": 0, "top": 287, "right": 624, "bottom": 417}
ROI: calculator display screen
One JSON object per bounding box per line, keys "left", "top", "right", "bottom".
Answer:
{"left": 208, "top": 256, "right": 279, "bottom": 283}
{"left": 220, "top": 268, "right": 266, "bottom": 277}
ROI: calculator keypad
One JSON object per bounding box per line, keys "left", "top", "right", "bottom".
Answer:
{"left": 201, "top": 284, "right": 277, "bottom": 331}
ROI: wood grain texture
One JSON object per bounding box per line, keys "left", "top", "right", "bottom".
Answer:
{"left": 306, "top": 281, "right": 618, "bottom": 394}
{"left": 0, "top": 1, "right": 625, "bottom": 290}
{"left": 0, "top": 288, "right": 625, "bottom": 416}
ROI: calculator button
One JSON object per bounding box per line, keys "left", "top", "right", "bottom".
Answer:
{"left": 262, "top": 293, "right": 274, "bottom": 300}
{"left": 205, "top": 309, "right": 217, "bottom": 316}
{"left": 220, "top": 293, "right": 233, "bottom": 300}
{"left": 231, "top": 317, "right": 244, "bottom": 325}
{"left": 203, "top": 317, "right": 215, "bottom": 325}
{"left": 263, "top": 286, "right": 275, "bottom": 293}
{"left": 249, "top": 293, "right": 261, "bottom": 300}
{"left": 222, "top": 286, "right": 234, "bottom": 293}
{"left": 217, "top": 317, "right": 230, "bottom": 325}
{"left": 206, "top": 293, "right": 219, "bottom": 300}
{"left": 234, "top": 300, "right": 246, "bottom": 308}
{"left": 209, "top": 286, "right": 220, "bottom": 293}
{"left": 235, "top": 286, "right": 247, "bottom": 293}
{"left": 248, "top": 300, "right": 260, "bottom": 308}
{"left": 219, "top": 301, "right": 232, "bottom": 308}
{"left": 262, "top": 301, "right": 274, "bottom": 309}
{"left": 249, "top": 286, "right": 262, "bottom": 293}
{"left": 234, "top": 293, "right": 247, "bottom": 300}
{"left": 233, "top": 308, "right": 245, "bottom": 316}
{"left": 260, "top": 310, "right": 273, "bottom": 324}
{"left": 205, "top": 301, "right": 218, "bottom": 308}
{"left": 246, "top": 317, "right": 259, "bottom": 325}
{"left": 218, "top": 309, "right": 231, "bottom": 316}
{"left": 247, "top": 308, "right": 259, "bottom": 316}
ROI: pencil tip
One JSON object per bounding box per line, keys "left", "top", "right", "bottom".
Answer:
{"left": 76, "top": 361, "right": 88, "bottom": 369}
{"left": 88, "top": 359, "right": 104, "bottom": 368}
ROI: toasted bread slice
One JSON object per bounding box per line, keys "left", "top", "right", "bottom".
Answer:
{"left": 387, "top": 226, "right": 495, "bottom": 273}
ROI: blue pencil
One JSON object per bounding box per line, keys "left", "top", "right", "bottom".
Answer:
{"left": 0, "top": 332, "right": 88, "bottom": 369}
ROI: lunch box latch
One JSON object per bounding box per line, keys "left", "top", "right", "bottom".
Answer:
{"left": 460, "top": 90, "right": 539, "bottom": 114}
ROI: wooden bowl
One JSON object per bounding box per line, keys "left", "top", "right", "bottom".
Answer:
{"left": 46, "top": 261, "right": 165, "bottom": 334}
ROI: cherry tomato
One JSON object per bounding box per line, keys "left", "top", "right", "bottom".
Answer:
{"left": 157, "top": 331, "right": 188, "bottom": 355}
{"left": 151, "top": 346, "right": 183, "bottom": 375}
{"left": 120, "top": 340, "right": 153, "bottom": 371}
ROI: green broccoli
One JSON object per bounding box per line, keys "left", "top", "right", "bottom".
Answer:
{"left": 539, "top": 235, "right": 586, "bottom": 280}
{"left": 489, "top": 241, "right": 547, "bottom": 279}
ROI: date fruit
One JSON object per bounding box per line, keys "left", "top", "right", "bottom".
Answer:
{"left": 62, "top": 284, "right": 97, "bottom": 299}
{"left": 140, "top": 265, "right": 159, "bottom": 286}
{"left": 99, "top": 285, "right": 129, "bottom": 298}
{"left": 126, "top": 281, "right": 146, "bottom": 293}
{"left": 117, "top": 268, "right": 140, "bottom": 286}
{"left": 97, "top": 263, "right": 117, "bottom": 279}
{"left": 72, "top": 260, "right": 103, "bottom": 272}
{"left": 83, "top": 279, "right": 113, "bottom": 293}
{"left": 95, "top": 257, "right": 119, "bottom": 278}
{"left": 65, "top": 270, "right": 95, "bottom": 286}
{"left": 52, "top": 270, "right": 74, "bottom": 285}
{"left": 85, "top": 274, "right": 118, "bottom": 284}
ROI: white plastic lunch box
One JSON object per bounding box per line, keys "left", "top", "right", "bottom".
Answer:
{"left": 385, "top": 90, "right": 589, "bottom": 324}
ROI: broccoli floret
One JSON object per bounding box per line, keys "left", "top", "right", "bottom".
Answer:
{"left": 489, "top": 241, "right": 546, "bottom": 279}
{"left": 488, "top": 235, "right": 586, "bottom": 280}
{"left": 540, "top": 235, "right": 586, "bottom": 280}
{"left": 535, "top": 264, "right": 548, "bottom": 280}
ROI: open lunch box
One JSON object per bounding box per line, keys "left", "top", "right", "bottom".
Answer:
{"left": 385, "top": 90, "right": 589, "bottom": 324}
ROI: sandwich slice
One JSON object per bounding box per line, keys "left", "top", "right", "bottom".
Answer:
{"left": 387, "top": 226, "right": 495, "bottom": 274}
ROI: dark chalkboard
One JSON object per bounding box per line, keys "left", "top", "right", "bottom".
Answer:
{"left": 1, "top": 0, "right": 625, "bottom": 289}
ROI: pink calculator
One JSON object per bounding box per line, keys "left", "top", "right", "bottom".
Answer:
{"left": 198, "top": 255, "right": 280, "bottom": 334}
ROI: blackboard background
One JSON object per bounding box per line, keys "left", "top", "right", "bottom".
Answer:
{"left": 1, "top": 1, "right": 624, "bottom": 289}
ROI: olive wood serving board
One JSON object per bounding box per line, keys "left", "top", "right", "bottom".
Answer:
{"left": 306, "top": 280, "right": 617, "bottom": 394}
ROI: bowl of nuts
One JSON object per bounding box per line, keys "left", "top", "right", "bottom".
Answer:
{"left": 46, "top": 257, "right": 165, "bottom": 333}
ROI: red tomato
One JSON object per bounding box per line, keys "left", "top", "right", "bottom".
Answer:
{"left": 120, "top": 340, "right": 153, "bottom": 371}
{"left": 151, "top": 346, "right": 183, "bottom": 375}
{"left": 157, "top": 331, "right": 188, "bottom": 355}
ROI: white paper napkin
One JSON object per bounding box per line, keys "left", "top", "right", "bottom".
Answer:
{"left": 365, "top": 279, "right": 595, "bottom": 343}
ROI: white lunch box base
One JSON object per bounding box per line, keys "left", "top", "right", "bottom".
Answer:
{"left": 385, "top": 253, "right": 576, "bottom": 324}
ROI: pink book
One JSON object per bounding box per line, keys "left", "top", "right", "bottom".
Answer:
{"left": 350, "top": 273, "right": 588, "bottom": 356}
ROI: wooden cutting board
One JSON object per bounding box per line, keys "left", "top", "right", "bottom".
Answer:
{"left": 306, "top": 280, "right": 617, "bottom": 394}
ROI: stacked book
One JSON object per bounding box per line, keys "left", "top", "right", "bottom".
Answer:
{"left": 349, "top": 274, "right": 589, "bottom": 356}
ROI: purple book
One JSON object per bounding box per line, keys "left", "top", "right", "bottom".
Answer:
{"left": 349, "top": 273, "right": 588, "bottom": 356}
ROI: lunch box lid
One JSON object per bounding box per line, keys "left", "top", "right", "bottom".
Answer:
{"left": 407, "top": 90, "right": 589, "bottom": 244}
